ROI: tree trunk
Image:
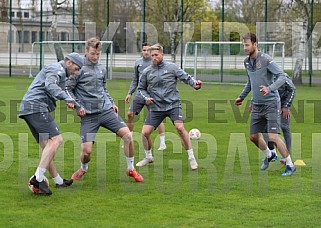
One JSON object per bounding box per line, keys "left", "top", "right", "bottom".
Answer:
{"left": 292, "top": 21, "right": 307, "bottom": 85}
{"left": 292, "top": 58, "right": 303, "bottom": 85}
{"left": 49, "top": 0, "right": 65, "bottom": 61}
{"left": 170, "top": 33, "right": 176, "bottom": 63}
{"left": 49, "top": 13, "right": 64, "bottom": 61}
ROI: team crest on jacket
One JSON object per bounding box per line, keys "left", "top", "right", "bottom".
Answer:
{"left": 256, "top": 60, "right": 262, "bottom": 69}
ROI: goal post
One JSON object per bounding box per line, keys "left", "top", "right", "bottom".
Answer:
{"left": 183, "top": 41, "right": 285, "bottom": 83}
{"left": 29, "top": 40, "right": 113, "bottom": 79}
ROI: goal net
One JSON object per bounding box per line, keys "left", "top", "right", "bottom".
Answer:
{"left": 29, "top": 41, "right": 113, "bottom": 79}
{"left": 183, "top": 41, "right": 285, "bottom": 83}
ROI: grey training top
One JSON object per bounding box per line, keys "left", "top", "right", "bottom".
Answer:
{"left": 127, "top": 56, "right": 152, "bottom": 95}
{"left": 66, "top": 58, "right": 115, "bottom": 114}
{"left": 138, "top": 60, "right": 197, "bottom": 111}
{"left": 19, "top": 61, "right": 74, "bottom": 116}
{"left": 239, "top": 52, "right": 287, "bottom": 104}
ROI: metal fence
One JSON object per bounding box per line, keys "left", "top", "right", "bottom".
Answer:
{"left": 1, "top": 0, "right": 321, "bottom": 82}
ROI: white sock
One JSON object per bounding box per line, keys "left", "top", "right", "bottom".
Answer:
{"left": 285, "top": 155, "right": 294, "bottom": 167}
{"left": 160, "top": 135, "right": 165, "bottom": 145}
{"left": 145, "top": 150, "right": 153, "bottom": 159}
{"left": 81, "top": 163, "right": 88, "bottom": 172}
{"left": 35, "top": 167, "right": 46, "bottom": 182}
{"left": 127, "top": 157, "right": 134, "bottom": 170}
{"left": 187, "top": 149, "right": 195, "bottom": 160}
{"left": 53, "top": 174, "right": 63, "bottom": 185}
{"left": 262, "top": 148, "right": 272, "bottom": 158}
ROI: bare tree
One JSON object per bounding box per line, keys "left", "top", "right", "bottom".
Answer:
{"left": 288, "top": 0, "right": 312, "bottom": 85}
{"left": 48, "top": 0, "right": 72, "bottom": 61}
{"left": 146, "top": 0, "right": 216, "bottom": 62}
{"left": 0, "top": 0, "right": 9, "bottom": 22}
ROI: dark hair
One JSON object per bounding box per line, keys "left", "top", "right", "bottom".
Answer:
{"left": 242, "top": 32, "right": 257, "bottom": 44}
{"left": 142, "top": 42, "right": 151, "bottom": 48}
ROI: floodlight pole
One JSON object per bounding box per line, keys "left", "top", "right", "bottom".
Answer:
{"left": 180, "top": 0, "right": 184, "bottom": 69}
{"left": 40, "top": 0, "right": 43, "bottom": 70}
{"left": 106, "top": 0, "right": 110, "bottom": 79}
{"left": 309, "top": 0, "right": 314, "bottom": 87}
{"left": 140, "top": 0, "right": 146, "bottom": 45}
{"left": 72, "top": 0, "right": 75, "bottom": 52}
{"left": 264, "top": 0, "right": 267, "bottom": 52}
{"left": 9, "top": 0, "right": 12, "bottom": 77}
{"left": 220, "top": 0, "right": 224, "bottom": 82}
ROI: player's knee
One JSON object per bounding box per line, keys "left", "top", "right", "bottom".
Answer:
{"left": 267, "top": 134, "right": 278, "bottom": 143}
{"left": 175, "top": 125, "right": 185, "bottom": 135}
{"left": 122, "top": 130, "right": 133, "bottom": 143}
{"left": 141, "top": 128, "right": 152, "bottom": 138}
{"left": 249, "top": 134, "right": 258, "bottom": 143}
{"left": 52, "top": 134, "right": 63, "bottom": 146}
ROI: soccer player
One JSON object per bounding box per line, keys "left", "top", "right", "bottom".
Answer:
{"left": 67, "top": 37, "right": 143, "bottom": 182}
{"left": 136, "top": 43, "right": 202, "bottom": 170}
{"left": 266, "top": 74, "right": 296, "bottom": 162}
{"left": 125, "top": 42, "right": 166, "bottom": 151}
{"left": 19, "top": 52, "right": 84, "bottom": 195}
{"left": 234, "top": 32, "right": 296, "bottom": 176}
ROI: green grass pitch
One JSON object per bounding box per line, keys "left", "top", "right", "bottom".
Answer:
{"left": 1, "top": 76, "right": 321, "bottom": 227}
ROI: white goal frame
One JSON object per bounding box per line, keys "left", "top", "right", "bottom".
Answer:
{"left": 183, "top": 41, "right": 285, "bottom": 79}
{"left": 29, "top": 40, "right": 113, "bottom": 79}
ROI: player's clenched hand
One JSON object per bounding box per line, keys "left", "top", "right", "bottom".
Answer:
{"left": 234, "top": 97, "right": 243, "bottom": 106}
{"left": 195, "top": 80, "right": 202, "bottom": 90}
{"left": 77, "top": 107, "right": 86, "bottom": 117}
{"left": 113, "top": 105, "right": 119, "bottom": 114}
{"left": 125, "top": 95, "right": 131, "bottom": 103}
{"left": 145, "top": 97, "right": 154, "bottom": 105}
{"left": 259, "top": 85, "right": 269, "bottom": 96}
{"left": 67, "top": 101, "right": 75, "bottom": 109}
{"left": 281, "top": 108, "right": 291, "bottom": 119}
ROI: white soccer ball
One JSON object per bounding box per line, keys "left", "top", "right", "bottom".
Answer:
{"left": 189, "top": 128, "right": 201, "bottom": 140}
{"left": 28, "top": 176, "right": 49, "bottom": 194}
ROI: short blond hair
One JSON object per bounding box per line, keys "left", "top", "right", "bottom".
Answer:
{"left": 86, "top": 37, "right": 101, "bottom": 50}
{"left": 149, "top": 43, "right": 163, "bottom": 53}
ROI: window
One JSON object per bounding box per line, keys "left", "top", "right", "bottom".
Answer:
{"left": 17, "top": 12, "right": 22, "bottom": 18}
{"left": 32, "top": 31, "right": 37, "bottom": 43}
{"left": 24, "top": 12, "right": 29, "bottom": 18}
{"left": 16, "top": 31, "right": 22, "bottom": 43}
{"left": 1, "top": 10, "right": 8, "bottom": 18}
{"left": 23, "top": 31, "right": 30, "bottom": 43}
{"left": 60, "top": 32, "right": 68, "bottom": 41}
{"left": 10, "top": 12, "right": 15, "bottom": 17}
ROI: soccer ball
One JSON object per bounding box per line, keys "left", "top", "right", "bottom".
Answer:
{"left": 28, "top": 176, "right": 49, "bottom": 194}
{"left": 189, "top": 128, "right": 201, "bottom": 140}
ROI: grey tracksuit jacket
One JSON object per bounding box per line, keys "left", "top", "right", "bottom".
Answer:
{"left": 239, "top": 52, "right": 287, "bottom": 104}
{"left": 137, "top": 60, "right": 198, "bottom": 111}
{"left": 127, "top": 57, "right": 152, "bottom": 96}
{"left": 19, "top": 61, "right": 75, "bottom": 116}
{"left": 66, "top": 58, "right": 115, "bottom": 114}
